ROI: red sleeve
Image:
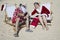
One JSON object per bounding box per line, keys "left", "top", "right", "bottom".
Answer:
{"left": 31, "top": 9, "right": 37, "bottom": 15}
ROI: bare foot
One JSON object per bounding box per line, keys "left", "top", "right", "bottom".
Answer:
{"left": 42, "top": 25, "right": 45, "bottom": 30}
{"left": 46, "top": 26, "right": 49, "bottom": 31}
{"left": 44, "top": 24, "right": 49, "bottom": 31}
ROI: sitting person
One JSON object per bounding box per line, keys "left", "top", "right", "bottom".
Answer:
{"left": 30, "top": 2, "right": 50, "bottom": 30}
{"left": 12, "top": 4, "right": 29, "bottom": 37}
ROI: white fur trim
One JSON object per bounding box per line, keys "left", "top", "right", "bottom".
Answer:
{"left": 42, "top": 14, "right": 47, "bottom": 17}
{"left": 30, "top": 25, "right": 35, "bottom": 29}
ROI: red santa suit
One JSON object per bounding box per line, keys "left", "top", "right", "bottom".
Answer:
{"left": 30, "top": 5, "right": 50, "bottom": 28}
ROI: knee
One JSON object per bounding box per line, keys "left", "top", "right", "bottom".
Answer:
{"left": 42, "top": 15, "right": 46, "bottom": 19}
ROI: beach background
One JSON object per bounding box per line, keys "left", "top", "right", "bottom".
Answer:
{"left": 0, "top": 0, "right": 60, "bottom": 40}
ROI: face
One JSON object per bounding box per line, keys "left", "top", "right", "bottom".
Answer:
{"left": 34, "top": 4, "right": 40, "bottom": 9}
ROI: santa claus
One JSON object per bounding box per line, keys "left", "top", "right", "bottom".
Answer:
{"left": 30, "top": 2, "right": 51, "bottom": 30}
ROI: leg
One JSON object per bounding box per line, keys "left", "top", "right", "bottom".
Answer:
{"left": 14, "top": 20, "right": 26, "bottom": 37}
{"left": 42, "top": 15, "right": 49, "bottom": 30}
{"left": 16, "top": 18, "right": 20, "bottom": 32}
{"left": 14, "top": 18, "right": 20, "bottom": 37}
{"left": 26, "top": 15, "right": 30, "bottom": 30}
{"left": 14, "top": 26, "right": 23, "bottom": 37}
{"left": 42, "top": 15, "right": 47, "bottom": 26}
{"left": 25, "top": 15, "right": 32, "bottom": 32}
{"left": 38, "top": 15, "right": 45, "bottom": 29}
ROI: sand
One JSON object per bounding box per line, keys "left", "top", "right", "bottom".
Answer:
{"left": 0, "top": 0, "right": 60, "bottom": 40}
